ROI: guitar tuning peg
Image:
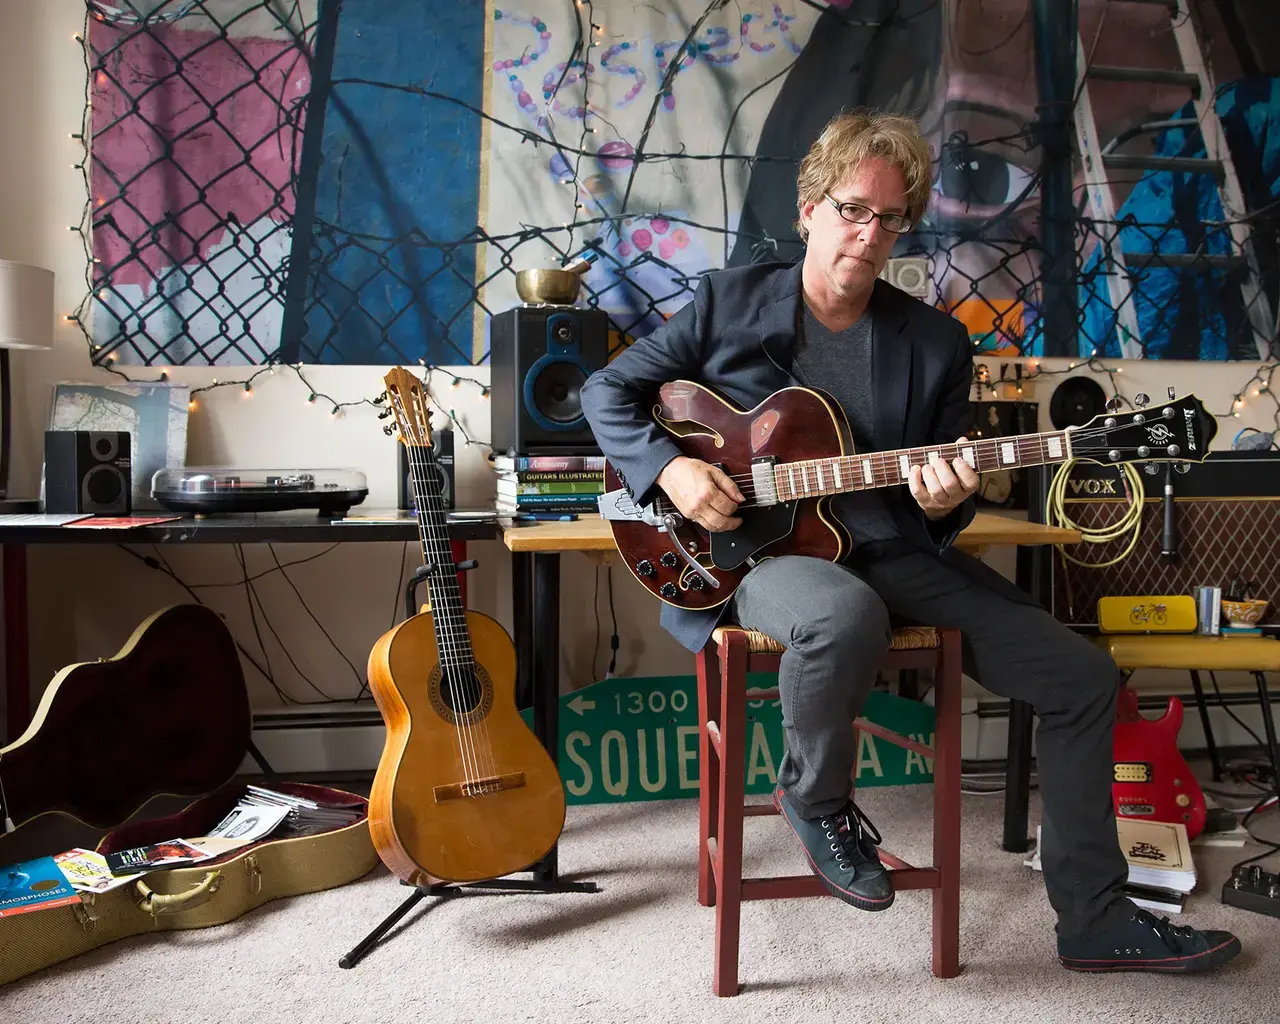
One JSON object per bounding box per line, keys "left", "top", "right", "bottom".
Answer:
{"left": 1134, "top": 392, "right": 1149, "bottom": 408}
{"left": 382, "top": 424, "right": 395, "bottom": 436}
{"left": 1167, "top": 386, "right": 1176, "bottom": 400}
{"left": 1143, "top": 463, "right": 1160, "bottom": 476}
{"left": 1106, "top": 396, "right": 1123, "bottom": 413}
{"left": 1175, "top": 462, "right": 1193, "bottom": 474}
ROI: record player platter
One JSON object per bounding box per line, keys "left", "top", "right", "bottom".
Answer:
{"left": 151, "top": 467, "right": 368, "bottom": 516}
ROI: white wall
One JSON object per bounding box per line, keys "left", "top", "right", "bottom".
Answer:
{"left": 1, "top": 0, "right": 1275, "bottom": 739}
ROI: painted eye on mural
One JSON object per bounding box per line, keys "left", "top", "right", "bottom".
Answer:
{"left": 933, "top": 145, "right": 1037, "bottom": 212}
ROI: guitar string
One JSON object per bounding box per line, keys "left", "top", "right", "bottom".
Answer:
{"left": 409, "top": 443, "right": 494, "bottom": 786}
{"left": 408, "top": 443, "right": 498, "bottom": 786}
{"left": 407, "top": 443, "right": 491, "bottom": 786}
{"left": 644, "top": 438, "right": 1160, "bottom": 510}
{"left": 407, "top": 444, "right": 487, "bottom": 786}
{"left": 713, "top": 421, "right": 1173, "bottom": 486}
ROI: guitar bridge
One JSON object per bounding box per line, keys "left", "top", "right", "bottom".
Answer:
{"left": 434, "top": 772, "right": 527, "bottom": 802}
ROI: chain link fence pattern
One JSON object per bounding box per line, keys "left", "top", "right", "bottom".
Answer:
{"left": 75, "top": 1, "right": 1279, "bottom": 371}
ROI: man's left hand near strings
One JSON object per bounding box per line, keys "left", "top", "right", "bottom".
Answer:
{"left": 908, "top": 436, "right": 979, "bottom": 520}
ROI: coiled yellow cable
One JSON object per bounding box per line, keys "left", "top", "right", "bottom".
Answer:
{"left": 1045, "top": 459, "right": 1146, "bottom": 568}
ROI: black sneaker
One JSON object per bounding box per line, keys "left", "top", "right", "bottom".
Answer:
{"left": 773, "top": 785, "right": 894, "bottom": 911}
{"left": 1058, "top": 908, "right": 1241, "bottom": 973}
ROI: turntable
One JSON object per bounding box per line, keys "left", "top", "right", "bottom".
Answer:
{"left": 151, "top": 467, "right": 368, "bottom": 517}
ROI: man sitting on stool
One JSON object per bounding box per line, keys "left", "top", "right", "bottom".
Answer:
{"left": 581, "top": 109, "right": 1240, "bottom": 974}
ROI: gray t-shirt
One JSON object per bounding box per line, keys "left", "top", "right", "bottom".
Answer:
{"left": 792, "top": 303, "right": 901, "bottom": 549}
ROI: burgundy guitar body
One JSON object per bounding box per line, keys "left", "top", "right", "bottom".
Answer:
{"left": 606, "top": 381, "right": 849, "bottom": 609}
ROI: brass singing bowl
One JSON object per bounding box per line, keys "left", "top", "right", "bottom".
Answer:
{"left": 515, "top": 268, "right": 582, "bottom": 305}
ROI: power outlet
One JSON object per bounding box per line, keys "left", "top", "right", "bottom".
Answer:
{"left": 1221, "top": 864, "right": 1280, "bottom": 918}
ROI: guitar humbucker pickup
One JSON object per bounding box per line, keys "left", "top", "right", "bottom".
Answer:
{"left": 1114, "top": 761, "right": 1153, "bottom": 783}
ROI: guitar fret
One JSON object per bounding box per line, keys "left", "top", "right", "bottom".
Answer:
{"left": 773, "top": 429, "right": 1072, "bottom": 503}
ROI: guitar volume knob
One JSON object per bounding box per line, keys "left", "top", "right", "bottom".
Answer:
{"left": 635, "top": 559, "right": 655, "bottom": 577}
{"left": 659, "top": 582, "right": 678, "bottom": 598}
{"left": 660, "top": 551, "right": 678, "bottom": 568}
{"left": 687, "top": 573, "right": 707, "bottom": 591}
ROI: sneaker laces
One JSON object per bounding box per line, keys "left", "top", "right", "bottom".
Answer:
{"left": 820, "top": 801, "right": 882, "bottom": 871}
{"left": 1133, "top": 909, "right": 1198, "bottom": 950}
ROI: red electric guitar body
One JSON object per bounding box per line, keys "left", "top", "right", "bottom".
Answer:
{"left": 1112, "top": 685, "right": 1207, "bottom": 840}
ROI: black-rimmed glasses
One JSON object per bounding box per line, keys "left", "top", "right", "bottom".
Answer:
{"left": 823, "top": 194, "right": 913, "bottom": 234}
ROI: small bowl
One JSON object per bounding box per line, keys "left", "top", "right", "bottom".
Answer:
{"left": 1221, "top": 598, "right": 1269, "bottom": 627}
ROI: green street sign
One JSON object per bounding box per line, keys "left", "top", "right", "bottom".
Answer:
{"left": 521, "top": 673, "right": 935, "bottom": 805}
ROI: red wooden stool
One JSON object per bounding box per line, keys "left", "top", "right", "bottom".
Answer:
{"left": 695, "top": 624, "right": 964, "bottom": 996}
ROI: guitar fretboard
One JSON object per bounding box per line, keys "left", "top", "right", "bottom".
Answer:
{"left": 406, "top": 444, "right": 474, "bottom": 668}
{"left": 773, "top": 431, "right": 1072, "bottom": 501}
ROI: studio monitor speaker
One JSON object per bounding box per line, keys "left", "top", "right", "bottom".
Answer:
{"left": 44, "top": 430, "right": 132, "bottom": 515}
{"left": 489, "top": 306, "right": 609, "bottom": 455}
{"left": 398, "top": 427, "right": 454, "bottom": 510}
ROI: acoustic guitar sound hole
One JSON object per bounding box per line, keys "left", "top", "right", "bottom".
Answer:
{"left": 428, "top": 662, "right": 494, "bottom": 725}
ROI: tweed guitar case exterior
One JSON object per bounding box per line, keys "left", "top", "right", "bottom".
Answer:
{"left": 1, "top": 781, "right": 377, "bottom": 986}
{"left": 0, "top": 605, "right": 377, "bottom": 986}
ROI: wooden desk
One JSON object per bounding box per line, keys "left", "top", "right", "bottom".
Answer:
{"left": 501, "top": 510, "right": 1081, "bottom": 554}
{"left": 501, "top": 509, "right": 1081, "bottom": 859}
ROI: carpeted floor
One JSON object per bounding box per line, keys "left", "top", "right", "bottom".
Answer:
{"left": 1, "top": 787, "right": 1274, "bottom": 1024}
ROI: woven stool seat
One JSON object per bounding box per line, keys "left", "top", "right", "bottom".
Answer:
{"left": 711, "top": 624, "right": 941, "bottom": 655}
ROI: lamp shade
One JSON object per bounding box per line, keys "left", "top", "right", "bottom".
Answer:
{"left": 0, "top": 260, "right": 55, "bottom": 350}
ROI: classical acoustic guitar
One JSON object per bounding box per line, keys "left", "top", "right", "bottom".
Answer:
{"left": 367, "top": 367, "right": 565, "bottom": 885}
{"left": 601, "top": 380, "right": 1216, "bottom": 609}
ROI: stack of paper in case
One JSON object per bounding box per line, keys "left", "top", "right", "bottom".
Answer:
{"left": 493, "top": 454, "right": 605, "bottom": 515}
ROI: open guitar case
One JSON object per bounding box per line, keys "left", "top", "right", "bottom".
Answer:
{"left": 0, "top": 604, "right": 379, "bottom": 986}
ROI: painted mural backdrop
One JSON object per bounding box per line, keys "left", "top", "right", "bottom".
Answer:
{"left": 85, "top": 1, "right": 1280, "bottom": 366}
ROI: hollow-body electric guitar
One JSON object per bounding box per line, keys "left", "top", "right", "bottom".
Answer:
{"left": 367, "top": 368, "right": 565, "bottom": 884}
{"left": 601, "top": 380, "right": 1217, "bottom": 610}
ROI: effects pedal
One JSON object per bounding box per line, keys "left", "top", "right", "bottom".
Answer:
{"left": 1221, "top": 863, "right": 1280, "bottom": 918}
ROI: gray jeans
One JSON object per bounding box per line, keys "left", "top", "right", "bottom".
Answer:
{"left": 729, "top": 547, "right": 1130, "bottom": 938}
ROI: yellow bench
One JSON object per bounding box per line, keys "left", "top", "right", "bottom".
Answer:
{"left": 1096, "top": 633, "right": 1280, "bottom": 781}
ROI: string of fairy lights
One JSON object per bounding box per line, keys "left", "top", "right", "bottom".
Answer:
{"left": 62, "top": 1, "right": 1279, "bottom": 454}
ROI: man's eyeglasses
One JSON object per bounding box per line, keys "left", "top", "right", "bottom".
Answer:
{"left": 823, "top": 194, "right": 913, "bottom": 234}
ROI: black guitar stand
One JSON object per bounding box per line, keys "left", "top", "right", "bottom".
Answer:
{"left": 338, "top": 559, "right": 600, "bottom": 970}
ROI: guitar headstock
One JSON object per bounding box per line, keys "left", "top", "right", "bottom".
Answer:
{"left": 1069, "top": 392, "right": 1218, "bottom": 467}
{"left": 382, "top": 366, "right": 433, "bottom": 449}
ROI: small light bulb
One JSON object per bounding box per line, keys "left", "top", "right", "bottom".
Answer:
{"left": 307, "top": 393, "right": 316, "bottom": 404}
{"left": 189, "top": 399, "right": 197, "bottom": 411}
{"left": 244, "top": 383, "right": 252, "bottom": 395}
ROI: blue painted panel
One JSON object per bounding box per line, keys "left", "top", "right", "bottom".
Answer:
{"left": 303, "top": 2, "right": 484, "bottom": 364}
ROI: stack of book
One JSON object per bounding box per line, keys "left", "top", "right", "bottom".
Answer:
{"left": 493, "top": 453, "right": 605, "bottom": 516}
{"left": 1026, "top": 817, "right": 1197, "bottom": 914}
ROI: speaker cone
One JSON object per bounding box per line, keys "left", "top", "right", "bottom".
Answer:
{"left": 531, "top": 361, "right": 587, "bottom": 424}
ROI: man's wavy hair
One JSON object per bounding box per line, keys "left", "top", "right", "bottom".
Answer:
{"left": 794, "top": 110, "right": 933, "bottom": 241}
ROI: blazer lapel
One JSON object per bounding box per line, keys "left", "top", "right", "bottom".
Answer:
{"left": 758, "top": 260, "right": 805, "bottom": 386}
{"left": 871, "top": 279, "right": 913, "bottom": 452}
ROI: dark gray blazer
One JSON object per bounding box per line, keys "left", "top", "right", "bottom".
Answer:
{"left": 580, "top": 257, "right": 980, "bottom": 652}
